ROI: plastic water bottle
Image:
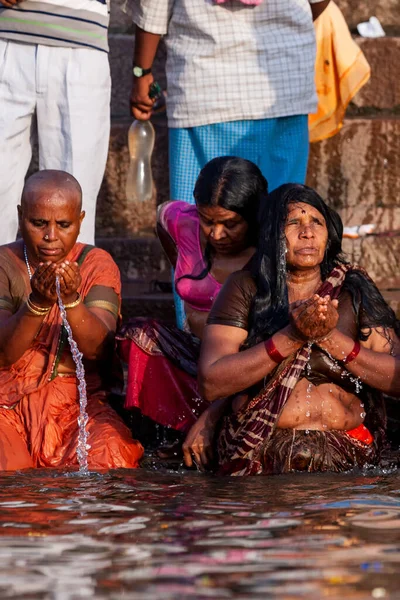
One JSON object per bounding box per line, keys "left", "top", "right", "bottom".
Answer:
{"left": 125, "top": 119, "right": 155, "bottom": 203}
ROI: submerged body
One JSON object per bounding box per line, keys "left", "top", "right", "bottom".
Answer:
{"left": 196, "top": 185, "right": 399, "bottom": 476}
{"left": 0, "top": 241, "right": 143, "bottom": 470}
{"left": 0, "top": 171, "right": 143, "bottom": 471}
{"left": 118, "top": 158, "right": 265, "bottom": 434}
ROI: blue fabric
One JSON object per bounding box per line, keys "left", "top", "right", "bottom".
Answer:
{"left": 169, "top": 115, "right": 309, "bottom": 204}
{"left": 168, "top": 115, "right": 309, "bottom": 327}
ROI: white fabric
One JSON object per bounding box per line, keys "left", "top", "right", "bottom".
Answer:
{"left": 15, "top": 0, "right": 109, "bottom": 16}
{"left": 130, "top": 0, "right": 319, "bottom": 128}
{"left": 0, "top": 40, "right": 110, "bottom": 245}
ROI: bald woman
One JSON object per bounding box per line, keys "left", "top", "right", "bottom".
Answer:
{"left": 0, "top": 170, "right": 143, "bottom": 471}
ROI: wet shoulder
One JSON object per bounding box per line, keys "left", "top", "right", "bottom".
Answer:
{"left": 207, "top": 270, "right": 256, "bottom": 331}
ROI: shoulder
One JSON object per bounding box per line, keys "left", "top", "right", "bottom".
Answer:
{"left": 79, "top": 246, "right": 121, "bottom": 296}
{"left": 158, "top": 200, "right": 198, "bottom": 231}
{"left": 208, "top": 270, "right": 256, "bottom": 330}
{"left": 223, "top": 270, "right": 257, "bottom": 296}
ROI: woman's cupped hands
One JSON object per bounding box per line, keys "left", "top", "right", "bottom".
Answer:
{"left": 30, "top": 261, "right": 81, "bottom": 307}
{"left": 289, "top": 294, "right": 339, "bottom": 342}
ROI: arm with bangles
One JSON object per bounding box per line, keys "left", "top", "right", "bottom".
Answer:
{"left": 0, "top": 262, "right": 62, "bottom": 367}
{"left": 0, "top": 262, "right": 118, "bottom": 367}
{"left": 185, "top": 293, "right": 338, "bottom": 468}
{"left": 317, "top": 323, "right": 400, "bottom": 396}
{"left": 198, "top": 294, "right": 336, "bottom": 402}
{"left": 53, "top": 261, "right": 119, "bottom": 362}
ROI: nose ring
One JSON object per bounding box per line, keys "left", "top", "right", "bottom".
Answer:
{"left": 44, "top": 234, "right": 49, "bottom": 241}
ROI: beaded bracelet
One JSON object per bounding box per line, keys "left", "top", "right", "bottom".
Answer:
{"left": 265, "top": 337, "right": 285, "bottom": 363}
{"left": 343, "top": 340, "right": 361, "bottom": 364}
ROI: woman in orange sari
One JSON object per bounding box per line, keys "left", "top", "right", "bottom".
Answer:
{"left": 0, "top": 170, "right": 143, "bottom": 471}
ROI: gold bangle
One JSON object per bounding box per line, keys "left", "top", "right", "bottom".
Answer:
{"left": 26, "top": 297, "right": 51, "bottom": 317}
{"left": 28, "top": 296, "right": 52, "bottom": 314}
{"left": 64, "top": 293, "right": 82, "bottom": 310}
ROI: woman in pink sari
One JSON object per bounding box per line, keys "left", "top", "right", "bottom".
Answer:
{"left": 117, "top": 157, "right": 268, "bottom": 439}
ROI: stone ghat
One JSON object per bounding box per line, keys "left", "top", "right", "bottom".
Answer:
{"left": 29, "top": 2, "right": 399, "bottom": 320}
{"left": 96, "top": 7, "right": 400, "bottom": 320}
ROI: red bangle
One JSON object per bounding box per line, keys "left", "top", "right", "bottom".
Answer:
{"left": 265, "top": 337, "right": 285, "bottom": 363}
{"left": 343, "top": 340, "right": 361, "bottom": 364}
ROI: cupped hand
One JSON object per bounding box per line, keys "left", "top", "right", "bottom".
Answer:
{"left": 30, "top": 262, "right": 58, "bottom": 306}
{"left": 55, "top": 261, "right": 81, "bottom": 303}
{"left": 130, "top": 74, "right": 155, "bottom": 120}
{"left": 290, "top": 294, "right": 339, "bottom": 341}
{"left": 182, "top": 410, "right": 217, "bottom": 471}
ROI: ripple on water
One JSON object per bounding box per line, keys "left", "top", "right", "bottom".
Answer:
{"left": 0, "top": 469, "right": 398, "bottom": 598}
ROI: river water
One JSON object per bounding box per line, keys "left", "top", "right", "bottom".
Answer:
{"left": 0, "top": 464, "right": 399, "bottom": 599}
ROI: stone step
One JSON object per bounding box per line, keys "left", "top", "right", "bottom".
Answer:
{"left": 96, "top": 236, "right": 170, "bottom": 282}
{"left": 119, "top": 288, "right": 400, "bottom": 322}
{"left": 121, "top": 292, "right": 175, "bottom": 322}
{"left": 108, "top": 36, "right": 400, "bottom": 119}
{"left": 334, "top": 0, "right": 400, "bottom": 33}
{"left": 110, "top": 0, "right": 400, "bottom": 34}
{"left": 97, "top": 117, "right": 400, "bottom": 236}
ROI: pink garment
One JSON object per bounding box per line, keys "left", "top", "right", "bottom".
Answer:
{"left": 214, "top": 0, "right": 263, "bottom": 4}
{"left": 159, "top": 201, "right": 222, "bottom": 312}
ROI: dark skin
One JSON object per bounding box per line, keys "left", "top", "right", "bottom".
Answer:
{"left": 185, "top": 202, "right": 400, "bottom": 469}
{"left": 130, "top": 2, "right": 331, "bottom": 121}
{"left": 157, "top": 202, "right": 255, "bottom": 339}
{"left": 0, "top": 172, "right": 117, "bottom": 368}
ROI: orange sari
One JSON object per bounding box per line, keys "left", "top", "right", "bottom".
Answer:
{"left": 0, "top": 242, "right": 143, "bottom": 471}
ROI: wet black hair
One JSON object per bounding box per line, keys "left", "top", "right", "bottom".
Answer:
{"left": 178, "top": 156, "right": 268, "bottom": 284}
{"left": 246, "top": 183, "right": 400, "bottom": 346}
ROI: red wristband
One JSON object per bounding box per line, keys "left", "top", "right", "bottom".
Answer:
{"left": 265, "top": 337, "right": 285, "bottom": 363}
{"left": 343, "top": 340, "right": 361, "bottom": 364}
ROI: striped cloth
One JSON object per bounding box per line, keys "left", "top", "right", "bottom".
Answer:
{"left": 217, "top": 263, "right": 357, "bottom": 477}
{"left": 0, "top": 0, "right": 109, "bottom": 52}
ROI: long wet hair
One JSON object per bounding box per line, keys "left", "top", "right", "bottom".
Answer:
{"left": 178, "top": 156, "right": 268, "bottom": 284}
{"left": 246, "top": 183, "right": 400, "bottom": 347}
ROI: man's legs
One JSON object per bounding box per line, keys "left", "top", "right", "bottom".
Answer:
{"left": 0, "top": 40, "right": 36, "bottom": 244}
{"left": 36, "top": 46, "right": 111, "bottom": 244}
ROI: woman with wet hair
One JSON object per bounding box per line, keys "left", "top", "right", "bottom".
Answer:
{"left": 193, "top": 183, "right": 400, "bottom": 475}
{"left": 117, "top": 156, "right": 268, "bottom": 437}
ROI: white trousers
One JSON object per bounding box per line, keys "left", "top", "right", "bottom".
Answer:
{"left": 0, "top": 40, "right": 111, "bottom": 244}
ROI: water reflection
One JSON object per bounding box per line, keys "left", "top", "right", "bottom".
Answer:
{"left": 0, "top": 468, "right": 399, "bottom": 598}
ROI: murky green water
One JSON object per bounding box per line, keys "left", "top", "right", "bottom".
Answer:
{"left": 0, "top": 466, "right": 399, "bottom": 599}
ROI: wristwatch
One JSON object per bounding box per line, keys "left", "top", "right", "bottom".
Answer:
{"left": 133, "top": 65, "right": 152, "bottom": 78}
